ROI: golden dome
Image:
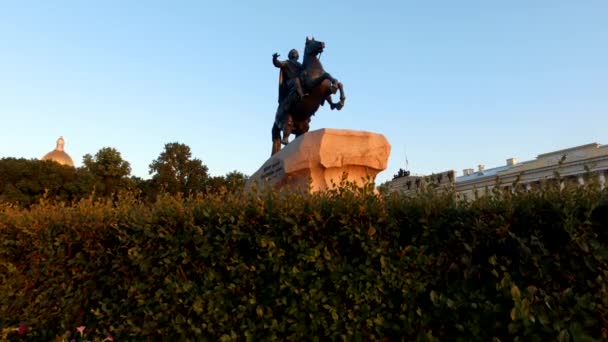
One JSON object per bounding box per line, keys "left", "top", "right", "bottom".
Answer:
{"left": 42, "top": 136, "right": 74, "bottom": 167}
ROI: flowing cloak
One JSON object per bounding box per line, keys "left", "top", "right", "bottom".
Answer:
{"left": 278, "top": 68, "right": 285, "bottom": 104}
{"left": 277, "top": 60, "right": 303, "bottom": 104}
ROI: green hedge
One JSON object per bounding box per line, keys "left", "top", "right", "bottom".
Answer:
{"left": 1, "top": 182, "right": 607, "bottom": 341}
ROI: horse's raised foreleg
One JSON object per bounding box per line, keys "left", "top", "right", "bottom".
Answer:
{"left": 324, "top": 95, "right": 337, "bottom": 109}
{"left": 324, "top": 81, "right": 346, "bottom": 110}
{"left": 335, "top": 81, "right": 345, "bottom": 110}
{"left": 302, "top": 72, "right": 334, "bottom": 91}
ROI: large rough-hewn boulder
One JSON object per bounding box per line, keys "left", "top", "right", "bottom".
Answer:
{"left": 245, "top": 128, "right": 391, "bottom": 193}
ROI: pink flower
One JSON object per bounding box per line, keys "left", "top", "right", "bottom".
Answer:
{"left": 17, "top": 322, "right": 27, "bottom": 335}
{"left": 76, "top": 326, "right": 86, "bottom": 335}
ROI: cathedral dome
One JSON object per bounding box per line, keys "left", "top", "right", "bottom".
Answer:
{"left": 42, "top": 136, "right": 74, "bottom": 167}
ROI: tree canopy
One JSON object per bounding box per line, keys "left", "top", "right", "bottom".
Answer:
{"left": 83, "top": 147, "right": 132, "bottom": 196}
{"left": 0, "top": 158, "right": 95, "bottom": 206}
{"left": 149, "top": 142, "right": 209, "bottom": 195}
{"left": 0, "top": 143, "right": 247, "bottom": 206}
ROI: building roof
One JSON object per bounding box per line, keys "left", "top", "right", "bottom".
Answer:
{"left": 455, "top": 165, "right": 511, "bottom": 184}
{"left": 537, "top": 143, "right": 601, "bottom": 159}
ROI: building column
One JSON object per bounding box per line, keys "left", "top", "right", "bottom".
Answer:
{"left": 578, "top": 176, "right": 585, "bottom": 187}
{"left": 599, "top": 171, "right": 606, "bottom": 190}
{"left": 525, "top": 183, "right": 531, "bottom": 192}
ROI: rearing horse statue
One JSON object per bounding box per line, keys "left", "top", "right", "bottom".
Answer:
{"left": 271, "top": 37, "right": 346, "bottom": 156}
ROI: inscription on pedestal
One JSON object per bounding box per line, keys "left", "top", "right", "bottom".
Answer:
{"left": 261, "top": 159, "right": 284, "bottom": 183}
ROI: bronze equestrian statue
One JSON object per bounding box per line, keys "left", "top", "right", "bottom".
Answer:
{"left": 271, "top": 37, "right": 345, "bottom": 156}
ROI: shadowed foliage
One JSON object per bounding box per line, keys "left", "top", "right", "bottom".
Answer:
{"left": 1, "top": 180, "right": 606, "bottom": 340}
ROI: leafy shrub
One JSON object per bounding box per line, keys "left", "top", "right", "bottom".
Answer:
{"left": 0, "top": 181, "right": 607, "bottom": 341}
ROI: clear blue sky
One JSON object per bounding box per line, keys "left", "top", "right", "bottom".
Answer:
{"left": 1, "top": 1, "right": 607, "bottom": 183}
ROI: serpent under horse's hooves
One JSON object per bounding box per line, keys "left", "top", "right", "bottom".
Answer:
{"left": 271, "top": 37, "right": 346, "bottom": 156}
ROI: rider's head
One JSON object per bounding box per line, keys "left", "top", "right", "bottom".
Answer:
{"left": 288, "top": 49, "right": 299, "bottom": 61}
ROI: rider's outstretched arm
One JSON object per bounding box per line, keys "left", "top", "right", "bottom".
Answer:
{"left": 272, "top": 56, "right": 285, "bottom": 69}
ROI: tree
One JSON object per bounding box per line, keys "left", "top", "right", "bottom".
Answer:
{"left": 128, "top": 176, "right": 155, "bottom": 201}
{"left": 83, "top": 147, "right": 131, "bottom": 196}
{"left": 149, "top": 142, "right": 209, "bottom": 195}
{"left": 204, "top": 170, "right": 248, "bottom": 194}
{"left": 221, "top": 170, "right": 248, "bottom": 193}
{"left": 0, "top": 158, "right": 96, "bottom": 206}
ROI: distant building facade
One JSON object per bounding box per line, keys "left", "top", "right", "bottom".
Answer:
{"left": 387, "top": 143, "right": 608, "bottom": 198}
{"left": 41, "top": 136, "right": 74, "bottom": 167}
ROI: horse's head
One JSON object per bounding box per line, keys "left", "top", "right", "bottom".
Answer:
{"left": 304, "top": 36, "right": 325, "bottom": 57}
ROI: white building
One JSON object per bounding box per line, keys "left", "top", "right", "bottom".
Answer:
{"left": 387, "top": 143, "right": 608, "bottom": 197}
